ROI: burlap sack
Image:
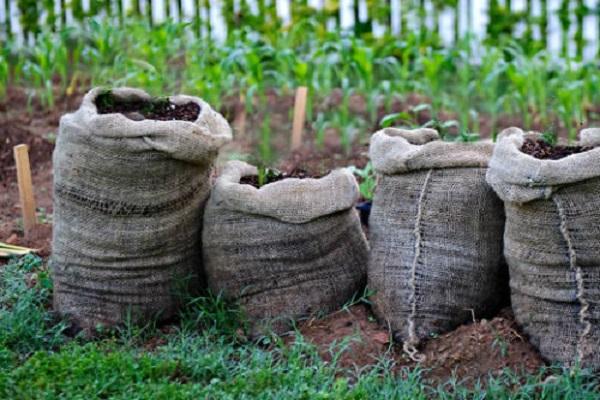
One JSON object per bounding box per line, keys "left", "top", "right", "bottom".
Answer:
{"left": 487, "top": 127, "right": 600, "bottom": 368}
{"left": 202, "top": 160, "right": 369, "bottom": 333}
{"left": 51, "top": 87, "right": 232, "bottom": 330}
{"left": 368, "top": 128, "right": 506, "bottom": 356}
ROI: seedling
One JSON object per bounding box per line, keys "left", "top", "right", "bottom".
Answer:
{"left": 491, "top": 328, "right": 509, "bottom": 358}
{"left": 541, "top": 128, "right": 558, "bottom": 146}
{"left": 348, "top": 162, "right": 376, "bottom": 201}
{"left": 455, "top": 129, "right": 481, "bottom": 143}
{"left": 379, "top": 111, "right": 415, "bottom": 128}
{"left": 256, "top": 165, "right": 280, "bottom": 188}
{"left": 422, "top": 118, "right": 460, "bottom": 140}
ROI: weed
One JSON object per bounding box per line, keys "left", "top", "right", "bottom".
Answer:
{"left": 349, "top": 162, "right": 377, "bottom": 201}
{"left": 491, "top": 328, "right": 509, "bottom": 358}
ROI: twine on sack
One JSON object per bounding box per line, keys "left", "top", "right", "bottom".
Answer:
{"left": 554, "top": 195, "right": 592, "bottom": 364}
{"left": 403, "top": 169, "right": 433, "bottom": 363}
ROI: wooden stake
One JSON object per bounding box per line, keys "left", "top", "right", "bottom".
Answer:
{"left": 13, "top": 144, "right": 37, "bottom": 236}
{"left": 291, "top": 86, "right": 308, "bottom": 151}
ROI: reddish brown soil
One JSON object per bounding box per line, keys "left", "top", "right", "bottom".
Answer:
{"left": 280, "top": 140, "right": 369, "bottom": 177}
{"left": 2, "top": 225, "right": 52, "bottom": 256}
{"left": 95, "top": 92, "right": 200, "bottom": 121}
{"left": 521, "top": 138, "right": 594, "bottom": 160}
{"left": 290, "top": 305, "right": 544, "bottom": 386}
{"left": 0, "top": 87, "right": 80, "bottom": 262}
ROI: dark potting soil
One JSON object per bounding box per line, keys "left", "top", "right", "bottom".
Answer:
{"left": 95, "top": 92, "right": 200, "bottom": 122}
{"left": 240, "top": 168, "right": 321, "bottom": 188}
{"left": 521, "top": 138, "right": 594, "bottom": 160}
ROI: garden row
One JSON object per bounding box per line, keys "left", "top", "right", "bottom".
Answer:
{"left": 2, "top": 18, "right": 600, "bottom": 149}
{"left": 51, "top": 87, "right": 600, "bottom": 371}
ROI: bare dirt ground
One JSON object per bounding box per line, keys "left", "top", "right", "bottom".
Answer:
{"left": 1, "top": 88, "right": 83, "bottom": 258}
{"left": 1, "top": 86, "right": 548, "bottom": 384}
{"left": 289, "top": 304, "right": 543, "bottom": 386}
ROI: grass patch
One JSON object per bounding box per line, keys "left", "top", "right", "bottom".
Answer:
{"left": 0, "top": 255, "right": 599, "bottom": 398}
{"left": 0, "top": 254, "right": 66, "bottom": 357}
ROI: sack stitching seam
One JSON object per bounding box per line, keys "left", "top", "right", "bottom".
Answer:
{"left": 553, "top": 195, "right": 591, "bottom": 364}
{"left": 403, "top": 168, "right": 432, "bottom": 363}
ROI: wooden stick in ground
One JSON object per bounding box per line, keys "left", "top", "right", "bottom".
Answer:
{"left": 13, "top": 144, "right": 37, "bottom": 237}
{"left": 291, "top": 86, "right": 308, "bottom": 151}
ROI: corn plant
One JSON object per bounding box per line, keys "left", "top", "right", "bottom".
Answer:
{"left": 3, "top": 0, "right": 12, "bottom": 39}
{"left": 22, "top": 32, "right": 70, "bottom": 107}
{"left": 417, "top": 49, "right": 447, "bottom": 118}
{"left": 72, "top": 0, "right": 85, "bottom": 22}
{"left": 0, "top": 54, "right": 8, "bottom": 100}
{"left": 259, "top": 111, "right": 272, "bottom": 164}
{"left": 477, "top": 48, "right": 505, "bottom": 139}
{"left": 17, "top": 0, "right": 40, "bottom": 40}
{"left": 505, "top": 52, "right": 533, "bottom": 129}
{"left": 555, "top": 80, "right": 585, "bottom": 143}
{"left": 312, "top": 112, "right": 330, "bottom": 150}
{"left": 42, "top": 0, "right": 56, "bottom": 32}
{"left": 454, "top": 48, "right": 476, "bottom": 133}
{"left": 379, "top": 110, "right": 417, "bottom": 128}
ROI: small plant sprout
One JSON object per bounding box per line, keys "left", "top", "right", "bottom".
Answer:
{"left": 379, "top": 111, "right": 416, "bottom": 128}
{"left": 255, "top": 165, "right": 280, "bottom": 188}
{"left": 348, "top": 162, "right": 376, "bottom": 201}
{"left": 541, "top": 128, "right": 558, "bottom": 146}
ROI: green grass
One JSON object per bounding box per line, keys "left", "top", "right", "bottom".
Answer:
{"left": 0, "top": 254, "right": 66, "bottom": 357}
{"left": 0, "top": 255, "right": 599, "bottom": 399}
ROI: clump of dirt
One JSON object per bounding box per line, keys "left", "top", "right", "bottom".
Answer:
{"left": 95, "top": 92, "right": 200, "bottom": 122}
{"left": 415, "top": 307, "right": 543, "bottom": 385}
{"left": 240, "top": 167, "right": 319, "bottom": 188}
{"left": 290, "top": 305, "right": 544, "bottom": 386}
{"left": 521, "top": 138, "right": 594, "bottom": 160}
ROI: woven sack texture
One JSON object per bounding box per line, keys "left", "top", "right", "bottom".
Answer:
{"left": 202, "top": 160, "right": 369, "bottom": 333}
{"left": 51, "top": 87, "right": 232, "bottom": 330}
{"left": 487, "top": 127, "right": 600, "bottom": 368}
{"left": 368, "top": 128, "right": 507, "bottom": 353}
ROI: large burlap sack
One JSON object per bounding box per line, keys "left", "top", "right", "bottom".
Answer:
{"left": 368, "top": 128, "right": 506, "bottom": 356}
{"left": 51, "top": 87, "right": 232, "bottom": 330}
{"left": 202, "top": 160, "right": 369, "bottom": 333}
{"left": 487, "top": 127, "right": 600, "bottom": 368}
